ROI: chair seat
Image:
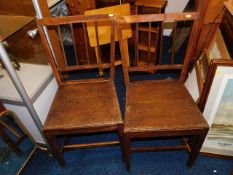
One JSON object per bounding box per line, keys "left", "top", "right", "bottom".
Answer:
{"left": 44, "top": 81, "right": 123, "bottom": 134}
{"left": 125, "top": 82, "right": 208, "bottom": 133}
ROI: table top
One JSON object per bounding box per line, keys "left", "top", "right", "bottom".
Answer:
{"left": 224, "top": 0, "right": 233, "bottom": 16}
{"left": 0, "top": 63, "right": 53, "bottom": 105}
{"left": 0, "top": 15, "right": 34, "bottom": 42}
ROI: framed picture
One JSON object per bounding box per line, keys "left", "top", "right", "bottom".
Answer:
{"left": 195, "top": 50, "right": 210, "bottom": 94}
{"left": 186, "top": 26, "right": 232, "bottom": 103}
{"left": 202, "top": 72, "right": 233, "bottom": 156}
{"left": 208, "top": 28, "right": 231, "bottom": 61}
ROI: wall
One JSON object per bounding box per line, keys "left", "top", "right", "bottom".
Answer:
{"left": 164, "top": 0, "right": 189, "bottom": 35}
{"left": 4, "top": 78, "right": 58, "bottom": 144}
{"left": 165, "top": 0, "right": 189, "bottom": 13}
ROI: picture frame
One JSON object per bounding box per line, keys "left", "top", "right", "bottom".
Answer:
{"left": 195, "top": 50, "right": 210, "bottom": 94}
{"left": 208, "top": 28, "right": 231, "bottom": 61}
{"left": 202, "top": 72, "right": 233, "bottom": 156}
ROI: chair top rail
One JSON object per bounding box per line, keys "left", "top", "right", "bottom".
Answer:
{"left": 37, "top": 12, "right": 198, "bottom": 27}
{"left": 117, "top": 12, "right": 199, "bottom": 24}
{"left": 36, "top": 14, "right": 116, "bottom": 26}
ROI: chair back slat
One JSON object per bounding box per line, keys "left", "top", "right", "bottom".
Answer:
{"left": 94, "top": 21, "right": 102, "bottom": 65}
{"left": 147, "top": 22, "right": 152, "bottom": 64}
{"left": 135, "top": 22, "right": 139, "bottom": 65}
{"left": 82, "top": 22, "right": 90, "bottom": 65}
{"left": 57, "top": 25, "right": 68, "bottom": 66}
{"left": 171, "top": 21, "right": 177, "bottom": 64}
{"left": 159, "top": 21, "right": 165, "bottom": 64}
{"left": 118, "top": 12, "right": 199, "bottom": 85}
{"left": 69, "top": 23, "right": 79, "bottom": 65}
{"left": 37, "top": 14, "right": 116, "bottom": 85}
{"left": 110, "top": 18, "right": 116, "bottom": 81}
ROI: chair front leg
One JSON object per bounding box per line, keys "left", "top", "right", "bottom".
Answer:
{"left": 187, "top": 128, "right": 208, "bottom": 167}
{"left": 124, "top": 133, "right": 131, "bottom": 171}
{"left": 0, "top": 124, "right": 22, "bottom": 155}
{"left": 44, "top": 133, "right": 65, "bottom": 166}
{"left": 118, "top": 124, "right": 125, "bottom": 162}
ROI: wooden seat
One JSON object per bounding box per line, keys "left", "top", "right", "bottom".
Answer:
{"left": 44, "top": 82, "right": 122, "bottom": 132}
{"left": 118, "top": 12, "right": 209, "bottom": 170}
{"left": 125, "top": 82, "right": 207, "bottom": 133}
{"left": 37, "top": 14, "right": 123, "bottom": 166}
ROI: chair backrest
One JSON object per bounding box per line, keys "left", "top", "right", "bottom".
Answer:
{"left": 37, "top": 14, "right": 116, "bottom": 85}
{"left": 117, "top": 12, "right": 200, "bottom": 86}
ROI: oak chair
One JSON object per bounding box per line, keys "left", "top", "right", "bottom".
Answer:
{"left": 37, "top": 14, "right": 123, "bottom": 166}
{"left": 117, "top": 12, "right": 209, "bottom": 170}
{"left": 0, "top": 109, "right": 29, "bottom": 156}
{"left": 134, "top": 0, "right": 167, "bottom": 64}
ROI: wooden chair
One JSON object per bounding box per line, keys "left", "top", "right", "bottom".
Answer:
{"left": 0, "top": 102, "right": 29, "bottom": 156}
{"left": 134, "top": 0, "right": 167, "bottom": 64}
{"left": 36, "top": 14, "right": 123, "bottom": 166}
{"left": 117, "top": 12, "right": 209, "bottom": 170}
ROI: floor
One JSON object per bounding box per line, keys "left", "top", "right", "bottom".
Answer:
{"left": 20, "top": 65, "right": 233, "bottom": 175}
{"left": 21, "top": 144, "right": 233, "bottom": 175}
{"left": 0, "top": 133, "right": 33, "bottom": 175}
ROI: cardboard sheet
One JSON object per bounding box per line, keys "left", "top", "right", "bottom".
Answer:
{"left": 84, "top": 4, "right": 132, "bottom": 47}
